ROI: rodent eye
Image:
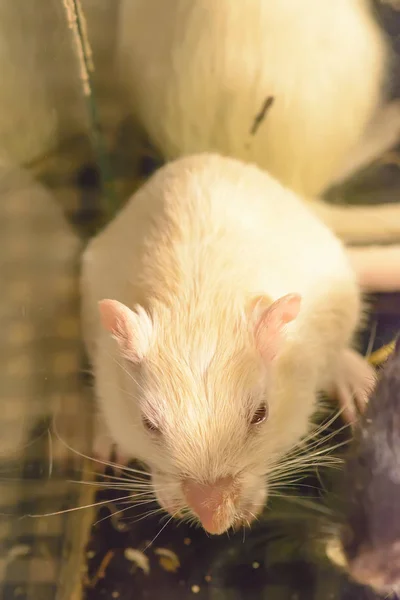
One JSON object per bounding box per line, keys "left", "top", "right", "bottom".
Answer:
{"left": 142, "top": 415, "right": 160, "bottom": 434}
{"left": 250, "top": 403, "right": 268, "bottom": 426}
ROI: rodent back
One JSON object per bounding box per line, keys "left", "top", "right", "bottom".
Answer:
{"left": 83, "top": 154, "right": 357, "bottom": 309}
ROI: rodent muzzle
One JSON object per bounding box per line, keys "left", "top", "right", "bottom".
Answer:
{"left": 182, "top": 476, "right": 240, "bottom": 535}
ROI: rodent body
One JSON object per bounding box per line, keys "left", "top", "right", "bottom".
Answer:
{"left": 117, "top": 0, "right": 387, "bottom": 198}
{"left": 81, "top": 154, "right": 374, "bottom": 534}
{"left": 335, "top": 336, "right": 400, "bottom": 595}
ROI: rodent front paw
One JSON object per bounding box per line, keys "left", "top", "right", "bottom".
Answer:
{"left": 329, "top": 348, "right": 376, "bottom": 425}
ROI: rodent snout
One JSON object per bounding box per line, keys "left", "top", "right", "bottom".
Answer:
{"left": 182, "top": 476, "right": 240, "bottom": 535}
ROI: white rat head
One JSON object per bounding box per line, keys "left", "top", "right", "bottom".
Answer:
{"left": 98, "top": 292, "right": 301, "bottom": 535}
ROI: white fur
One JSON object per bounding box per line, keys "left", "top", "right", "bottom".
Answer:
{"left": 117, "top": 0, "right": 386, "bottom": 198}
{"left": 81, "top": 154, "right": 368, "bottom": 532}
{"left": 116, "top": 0, "right": 400, "bottom": 264}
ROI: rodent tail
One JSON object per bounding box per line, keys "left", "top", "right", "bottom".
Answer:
{"left": 331, "top": 100, "right": 400, "bottom": 188}
{"left": 347, "top": 244, "right": 400, "bottom": 292}
{"left": 310, "top": 101, "right": 400, "bottom": 245}
{"left": 311, "top": 200, "right": 400, "bottom": 245}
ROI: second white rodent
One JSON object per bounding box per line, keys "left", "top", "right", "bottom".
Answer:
{"left": 117, "top": 0, "right": 387, "bottom": 199}
{"left": 81, "top": 154, "right": 375, "bottom": 535}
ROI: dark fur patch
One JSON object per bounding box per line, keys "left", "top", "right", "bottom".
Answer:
{"left": 342, "top": 339, "right": 400, "bottom": 588}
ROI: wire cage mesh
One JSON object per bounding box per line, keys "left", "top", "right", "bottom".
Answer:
{"left": 0, "top": 2, "right": 126, "bottom": 599}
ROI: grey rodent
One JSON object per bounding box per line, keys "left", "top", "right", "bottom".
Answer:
{"left": 81, "top": 153, "right": 375, "bottom": 535}
{"left": 327, "top": 336, "right": 400, "bottom": 595}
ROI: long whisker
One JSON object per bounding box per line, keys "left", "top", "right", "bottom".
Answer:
{"left": 143, "top": 510, "right": 182, "bottom": 551}
{"left": 93, "top": 500, "right": 164, "bottom": 527}
{"left": 67, "top": 479, "right": 167, "bottom": 492}
{"left": 268, "top": 462, "right": 341, "bottom": 485}
{"left": 50, "top": 417, "right": 150, "bottom": 477}
{"left": 315, "top": 463, "right": 330, "bottom": 495}
{"left": 301, "top": 417, "right": 351, "bottom": 451}
{"left": 268, "top": 479, "right": 325, "bottom": 492}
{"left": 47, "top": 428, "right": 54, "bottom": 479}
{"left": 268, "top": 455, "right": 342, "bottom": 482}
{"left": 365, "top": 319, "right": 378, "bottom": 360}
{"left": 266, "top": 494, "right": 334, "bottom": 515}
{"left": 25, "top": 493, "right": 139, "bottom": 518}
{"left": 68, "top": 486, "right": 155, "bottom": 504}
{"left": 105, "top": 350, "right": 148, "bottom": 397}
{"left": 271, "top": 452, "right": 342, "bottom": 475}
{"left": 86, "top": 470, "right": 151, "bottom": 483}
{"left": 278, "top": 445, "right": 345, "bottom": 471}
{"left": 269, "top": 435, "right": 347, "bottom": 471}
{"left": 0, "top": 423, "right": 52, "bottom": 461}
{"left": 268, "top": 452, "right": 338, "bottom": 474}
{"left": 123, "top": 507, "right": 167, "bottom": 526}
{"left": 114, "top": 496, "right": 159, "bottom": 506}
{"left": 300, "top": 410, "right": 343, "bottom": 446}
{"left": 268, "top": 465, "right": 340, "bottom": 487}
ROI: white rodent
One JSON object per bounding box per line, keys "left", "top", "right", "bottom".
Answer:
{"left": 81, "top": 154, "right": 375, "bottom": 535}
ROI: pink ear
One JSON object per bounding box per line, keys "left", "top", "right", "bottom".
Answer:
{"left": 98, "top": 299, "right": 151, "bottom": 362}
{"left": 253, "top": 293, "right": 301, "bottom": 361}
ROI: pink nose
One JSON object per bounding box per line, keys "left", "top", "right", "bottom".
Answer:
{"left": 182, "top": 476, "right": 237, "bottom": 535}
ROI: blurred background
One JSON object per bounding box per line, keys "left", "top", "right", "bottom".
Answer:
{"left": 0, "top": 3, "right": 137, "bottom": 599}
